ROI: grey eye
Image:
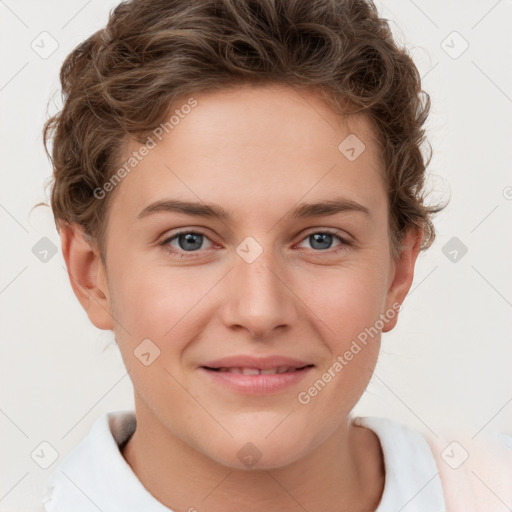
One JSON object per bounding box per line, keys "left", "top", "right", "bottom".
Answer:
{"left": 175, "top": 232, "right": 205, "bottom": 251}
{"left": 308, "top": 233, "right": 335, "bottom": 250}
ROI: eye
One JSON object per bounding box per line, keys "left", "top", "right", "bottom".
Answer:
{"left": 160, "top": 228, "right": 351, "bottom": 259}
{"left": 296, "top": 230, "right": 350, "bottom": 253}
{"left": 161, "top": 230, "right": 214, "bottom": 258}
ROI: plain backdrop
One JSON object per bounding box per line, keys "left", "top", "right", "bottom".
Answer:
{"left": 1, "top": 0, "right": 511, "bottom": 508}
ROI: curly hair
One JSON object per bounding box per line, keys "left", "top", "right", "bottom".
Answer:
{"left": 41, "top": 0, "right": 448, "bottom": 263}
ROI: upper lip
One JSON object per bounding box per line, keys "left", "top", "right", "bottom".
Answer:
{"left": 200, "top": 355, "right": 314, "bottom": 370}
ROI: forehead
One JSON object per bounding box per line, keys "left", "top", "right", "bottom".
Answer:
{"left": 108, "top": 83, "right": 386, "bottom": 225}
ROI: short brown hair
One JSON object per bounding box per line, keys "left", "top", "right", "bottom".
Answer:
{"left": 42, "top": 0, "right": 448, "bottom": 263}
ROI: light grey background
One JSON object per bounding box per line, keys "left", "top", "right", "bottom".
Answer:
{"left": 1, "top": 0, "right": 511, "bottom": 509}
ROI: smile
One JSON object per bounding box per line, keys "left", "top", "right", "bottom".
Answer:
{"left": 199, "top": 365, "right": 314, "bottom": 394}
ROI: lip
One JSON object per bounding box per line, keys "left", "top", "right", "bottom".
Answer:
{"left": 198, "top": 355, "right": 315, "bottom": 395}
{"left": 199, "top": 366, "right": 313, "bottom": 394}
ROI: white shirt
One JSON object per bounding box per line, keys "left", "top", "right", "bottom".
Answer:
{"left": 40, "top": 410, "right": 446, "bottom": 511}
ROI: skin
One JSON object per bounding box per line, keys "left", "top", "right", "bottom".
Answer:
{"left": 61, "top": 83, "right": 421, "bottom": 512}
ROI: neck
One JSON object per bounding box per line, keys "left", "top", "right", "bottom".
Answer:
{"left": 122, "top": 398, "right": 384, "bottom": 512}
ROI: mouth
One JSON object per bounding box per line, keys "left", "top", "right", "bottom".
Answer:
{"left": 201, "top": 365, "right": 314, "bottom": 375}
{"left": 199, "top": 364, "right": 315, "bottom": 394}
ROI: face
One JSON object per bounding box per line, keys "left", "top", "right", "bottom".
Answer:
{"left": 71, "top": 83, "right": 418, "bottom": 470}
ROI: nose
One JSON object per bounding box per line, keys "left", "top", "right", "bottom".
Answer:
{"left": 220, "top": 246, "right": 298, "bottom": 339}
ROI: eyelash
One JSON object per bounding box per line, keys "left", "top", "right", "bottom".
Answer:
{"left": 160, "top": 229, "right": 351, "bottom": 259}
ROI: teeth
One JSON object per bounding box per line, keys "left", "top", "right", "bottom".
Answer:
{"left": 218, "top": 366, "right": 296, "bottom": 374}
{"left": 240, "top": 368, "right": 260, "bottom": 375}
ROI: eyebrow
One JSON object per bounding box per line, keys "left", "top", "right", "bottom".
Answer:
{"left": 137, "top": 197, "right": 371, "bottom": 221}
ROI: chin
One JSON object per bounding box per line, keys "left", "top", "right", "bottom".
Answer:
{"left": 202, "top": 431, "right": 313, "bottom": 471}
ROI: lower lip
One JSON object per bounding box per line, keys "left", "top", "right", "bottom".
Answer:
{"left": 199, "top": 366, "right": 314, "bottom": 395}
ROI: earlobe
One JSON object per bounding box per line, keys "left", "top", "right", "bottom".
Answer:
{"left": 60, "top": 223, "right": 114, "bottom": 330}
{"left": 382, "top": 227, "right": 422, "bottom": 333}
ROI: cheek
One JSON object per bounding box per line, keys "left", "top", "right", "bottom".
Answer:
{"left": 107, "top": 267, "right": 203, "bottom": 416}
{"left": 110, "top": 263, "right": 209, "bottom": 337}
{"left": 295, "top": 282, "right": 383, "bottom": 435}
{"left": 107, "top": 263, "right": 223, "bottom": 400}
{"left": 294, "top": 262, "right": 386, "bottom": 403}
{"left": 299, "top": 262, "right": 389, "bottom": 346}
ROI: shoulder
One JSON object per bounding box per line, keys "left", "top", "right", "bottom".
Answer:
{"left": 354, "top": 415, "right": 512, "bottom": 512}
{"left": 37, "top": 410, "right": 137, "bottom": 511}
{"left": 424, "top": 427, "right": 512, "bottom": 512}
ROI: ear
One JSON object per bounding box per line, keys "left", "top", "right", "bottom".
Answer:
{"left": 59, "top": 223, "right": 114, "bottom": 330}
{"left": 382, "top": 226, "right": 422, "bottom": 333}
